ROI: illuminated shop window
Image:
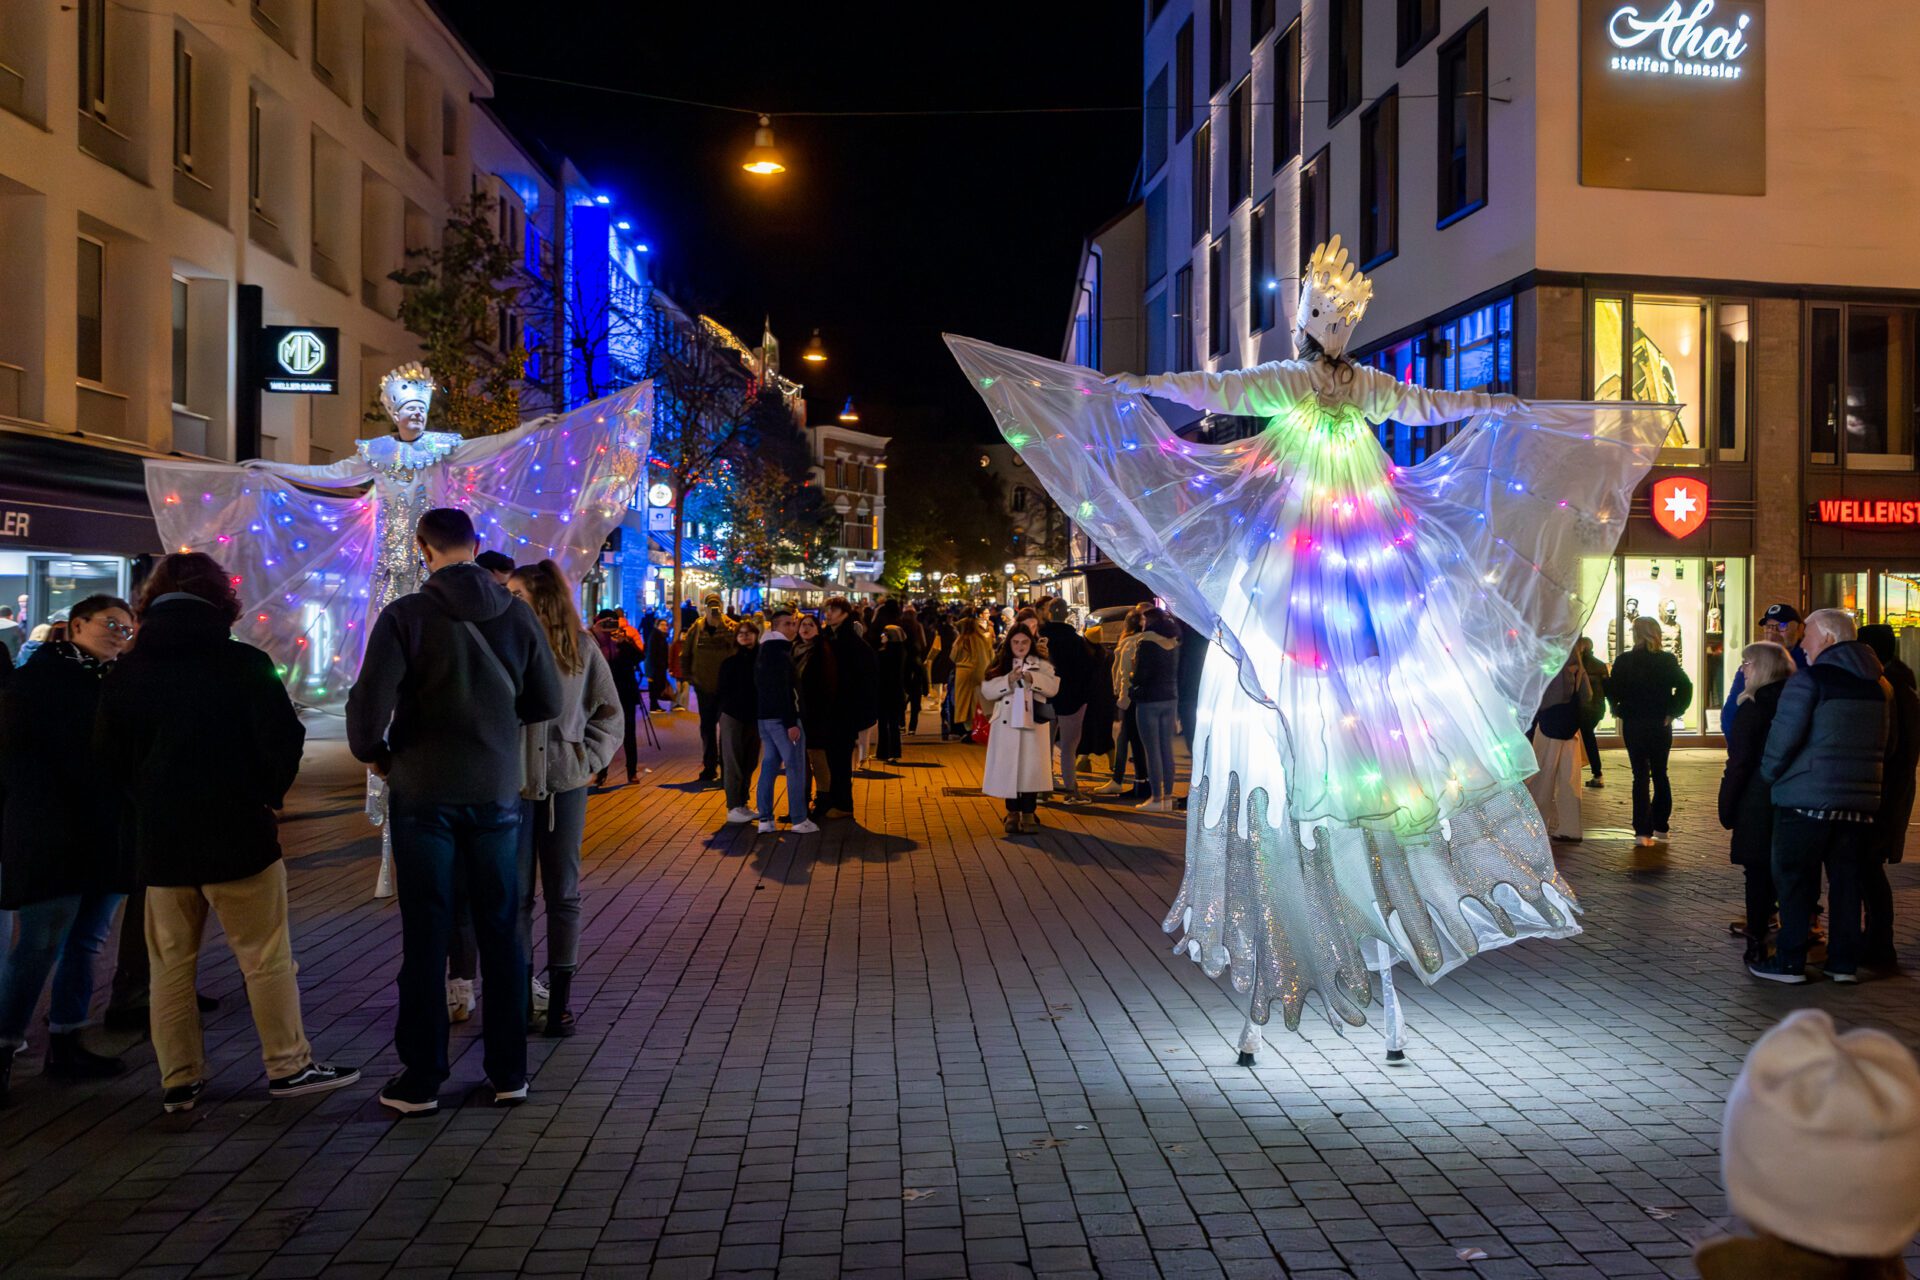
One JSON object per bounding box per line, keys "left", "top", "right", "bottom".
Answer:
{"left": 1592, "top": 294, "right": 1754, "bottom": 463}
{"left": 1808, "top": 305, "right": 1917, "bottom": 471}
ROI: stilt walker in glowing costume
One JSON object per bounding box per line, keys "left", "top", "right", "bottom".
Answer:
{"left": 948, "top": 237, "right": 1678, "bottom": 1059}
{"left": 146, "top": 364, "right": 652, "bottom": 897}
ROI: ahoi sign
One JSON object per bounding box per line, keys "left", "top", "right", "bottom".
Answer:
{"left": 1608, "top": 0, "right": 1754, "bottom": 79}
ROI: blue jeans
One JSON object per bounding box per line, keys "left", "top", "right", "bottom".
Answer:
{"left": 1136, "top": 700, "right": 1178, "bottom": 801}
{"left": 756, "top": 720, "right": 809, "bottom": 822}
{"left": 389, "top": 799, "right": 526, "bottom": 1089}
{"left": 0, "top": 892, "right": 124, "bottom": 1048}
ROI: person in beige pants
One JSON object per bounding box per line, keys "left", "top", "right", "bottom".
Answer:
{"left": 95, "top": 553, "right": 358, "bottom": 1113}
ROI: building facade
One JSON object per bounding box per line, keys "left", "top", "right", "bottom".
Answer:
{"left": 1108, "top": 0, "right": 1920, "bottom": 738}
{"left": 809, "top": 416, "right": 889, "bottom": 594}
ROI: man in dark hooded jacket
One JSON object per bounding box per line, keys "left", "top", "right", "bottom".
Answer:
{"left": 348, "top": 508, "right": 561, "bottom": 1114}
{"left": 1754, "top": 609, "right": 1891, "bottom": 984}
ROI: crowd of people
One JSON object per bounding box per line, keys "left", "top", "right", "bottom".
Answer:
{"left": 1526, "top": 599, "right": 1918, "bottom": 987}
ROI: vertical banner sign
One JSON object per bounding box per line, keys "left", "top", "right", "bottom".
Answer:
{"left": 1580, "top": 0, "right": 1766, "bottom": 194}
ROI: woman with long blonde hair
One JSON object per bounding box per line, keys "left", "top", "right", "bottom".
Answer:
{"left": 505, "top": 561, "right": 622, "bottom": 1035}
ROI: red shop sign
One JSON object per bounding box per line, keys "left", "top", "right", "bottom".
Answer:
{"left": 1651, "top": 476, "right": 1708, "bottom": 539}
{"left": 1813, "top": 499, "right": 1920, "bottom": 527}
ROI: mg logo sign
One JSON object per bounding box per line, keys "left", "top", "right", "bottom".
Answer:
{"left": 276, "top": 330, "right": 327, "bottom": 376}
{"left": 258, "top": 325, "right": 338, "bottom": 394}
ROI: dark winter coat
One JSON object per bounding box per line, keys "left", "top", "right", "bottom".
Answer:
{"left": 1577, "top": 650, "right": 1609, "bottom": 728}
{"left": 1760, "top": 640, "right": 1890, "bottom": 816}
{"left": 828, "top": 620, "right": 879, "bottom": 734}
{"left": 1606, "top": 646, "right": 1693, "bottom": 723}
{"left": 930, "top": 620, "right": 957, "bottom": 683}
{"left": 1874, "top": 659, "right": 1919, "bottom": 863}
{"left": 1079, "top": 641, "right": 1117, "bottom": 757}
{"left": 715, "top": 646, "right": 759, "bottom": 723}
{"left": 1037, "top": 620, "right": 1092, "bottom": 717}
{"left": 876, "top": 626, "right": 911, "bottom": 720}
{"left": 684, "top": 616, "right": 736, "bottom": 692}
{"left": 1718, "top": 678, "right": 1783, "bottom": 868}
{"left": 598, "top": 630, "right": 642, "bottom": 704}
{"left": 347, "top": 562, "right": 563, "bottom": 808}
{"left": 0, "top": 643, "right": 125, "bottom": 908}
{"left": 1533, "top": 662, "right": 1590, "bottom": 742}
{"left": 94, "top": 597, "right": 306, "bottom": 889}
{"left": 794, "top": 636, "right": 838, "bottom": 740}
{"left": 1131, "top": 630, "right": 1180, "bottom": 704}
{"left": 754, "top": 634, "right": 801, "bottom": 729}
{"left": 644, "top": 629, "right": 670, "bottom": 689}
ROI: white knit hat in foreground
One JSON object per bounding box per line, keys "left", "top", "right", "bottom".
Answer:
{"left": 1722, "top": 1009, "right": 1920, "bottom": 1258}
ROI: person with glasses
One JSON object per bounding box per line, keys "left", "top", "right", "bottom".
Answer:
{"left": 0, "top": 594, "right": 136, "bottom": 1105}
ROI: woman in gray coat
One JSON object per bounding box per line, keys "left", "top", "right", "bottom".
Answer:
{"left": 508, "top": 562, "right": 622, "bottom": 1035}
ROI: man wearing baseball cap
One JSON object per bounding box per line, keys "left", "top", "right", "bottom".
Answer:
{"left": 1723, "top": 603, "right": 1808, "bottom": 735}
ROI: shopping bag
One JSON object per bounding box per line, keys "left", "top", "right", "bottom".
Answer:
{"left": 970, "top": 709, "right": 992, "bottom": 745}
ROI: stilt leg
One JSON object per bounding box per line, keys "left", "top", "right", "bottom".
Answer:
{"left": 1236, "top": 1017, "right": 1262, "bottom": 1067}
{"left": 374, "top": 823, "right": 395, "bottom": 899}
{"left": 1378, "top": 960, "right": 1406, "bottom": 1062}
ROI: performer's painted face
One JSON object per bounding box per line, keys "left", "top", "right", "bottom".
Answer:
{"left": 379, "top": 369, "right": 435, "bottom": 439}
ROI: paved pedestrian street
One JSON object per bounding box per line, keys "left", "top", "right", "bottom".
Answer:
{"left": 1, "top": 713, "right": 1915, "bottom": 1280}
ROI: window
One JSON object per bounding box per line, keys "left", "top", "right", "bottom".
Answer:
{"left": 1810, "top": 306, "right": 1841, "bottom": 464}
{"left": 1250, "top": 200, "right": 1276, "bottom": 332}
{"left": 1209, "top": 0, "right": 1231, "bottom": 94}
{"left": 1397, "top": 0, "right": 1440, "bottom": 63}
{"left": 1715, "top": 303, "right": 1750, "bottom": 462}
{"left": 1591, "top": 294, "right": 1707, "bottom": 455}
{"left": 1437, "top": 15, "right": 1488, "bottom": 227}
{"left": 1253, "top": 0, "right": 1275, "bottom": 44}
{"left": 172, "top": 32, "right": 193, "bottom": 173}
{"left": 1174, "top": 266, "right": 1194, "bottom": 368}
{"left": 76, "top": 236, "right": 104, "bottom": 384}
{"left": 1191, "top": 117, "right": 1211, "bottom": 243}
{"left": 1145, "top": 68, "right": 1169, "bottom": 178}
{"left": 1148, "top": 288, "right": 1170, "bottom": 373}
{"left": 1175, "top": 19, "right": 1194, "bottom": 139}
{"left": 1838, "top": 308, "right": 1917, "bottom": 471}
{"left": 1273, "top": 20, "right": 1301, "bottom": 171}
{"left": 170, "top": 276, "right": 189, "bottom": 406}
{"left": 78, "top": 0, "right": 107, "bottom": 118}
{"left": 1298, "top": 146, "right": 1328, "bottom": 270}
{"left": 1145, "top": 180, "right": 1168, "bottom": 285}
{"left": 1208, "top": 237, "right": 1228, "bottom": 357}
{"left": 248, "top": 89, "right": 263, "bottom": 212}
{"left": 1013, "top": 487, "right": 1028, "bottom": 513}
{"left": 1360, "top": 90, "right": 1398, "bottom": 267}
{"left": 1328, "top": 0, "right": 1362, "bottom": 124}
{"left": 1227, "top": 77, "right": 1251, "bottom": 208}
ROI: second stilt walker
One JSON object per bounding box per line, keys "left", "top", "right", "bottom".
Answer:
{"left": 948, "top": 237, "right": 1677, "bottom": 1056}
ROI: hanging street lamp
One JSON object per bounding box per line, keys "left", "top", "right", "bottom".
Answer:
{"left": 802, "top": 329, "right": 828, "bottom": 363}
{"left": 741, "top": 115, "right": 787, "bottom": 175}
{"left": 838, "top": 397, "right": 859, "bottom": 423}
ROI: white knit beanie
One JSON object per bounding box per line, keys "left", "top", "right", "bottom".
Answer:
{"left": 1722, "top": 1009, "right": 1920, "bottom": 1258}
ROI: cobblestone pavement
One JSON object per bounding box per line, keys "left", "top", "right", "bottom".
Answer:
{"left": 1, "top": 709, "right": 1916, "bottom": 1280}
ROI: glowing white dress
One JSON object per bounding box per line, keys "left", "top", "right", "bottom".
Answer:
{"left": 947, "top": 336, "right": 1673, "bottom": 1039}
{"left": 145, "top": 385, "right": 651, "bottom": 707}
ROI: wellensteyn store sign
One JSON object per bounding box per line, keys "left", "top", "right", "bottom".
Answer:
{"left": 1580, "top": 0, "right": 1767, "bottom": 195}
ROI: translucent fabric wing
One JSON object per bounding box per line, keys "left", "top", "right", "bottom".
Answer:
{"left": 147, "top": 459, "right": 380, "bottom": 703}
{"left": 947, "top": 334, "right": 1674, "bottom": 839}
{"left": 428, "top": 382, "right": 652, "bottom": 587}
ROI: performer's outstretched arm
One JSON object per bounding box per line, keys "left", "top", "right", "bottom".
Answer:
{"left": 1356, "top": 365, "right": 1523, "bottom": 426}
{"left": 240, "top": 454, "right": 377, "bottom": 488}
{"left": 1109, "top": 362, "right": 1316, "bottom": 418}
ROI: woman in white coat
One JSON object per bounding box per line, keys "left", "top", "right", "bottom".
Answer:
{"left": 979, "top": 625, "right": 1060, "bottom": 835}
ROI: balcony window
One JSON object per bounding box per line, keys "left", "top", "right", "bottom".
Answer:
{"left": 1273, "top": 19, "right": 1300, "bottom": 171}
{"left": 1327, "top": 0, "right": 1361, "bottom": 124}
{"left": 1359, "top": 89, "right": 1398, "bottom": 268}
{"left": 1227, "top": 76, "right": 1251, "bottom": 208}
{"left": 1208, "top": 236, "right": 1228, "bottom": 357}
{"left": 1252, "top": 0, "right": 1275, "bottom": 44}
{"left": 1250, "top": 200, "right": 1275, "bottom": 332}
{"left": 76, "top": 236, "right": 104, "bottom": 383}
{"left": 1298, "top": 146, "right": 1328, "bottom": 270}
{"left": 171, "top": 32, "right": 192, "bottom": 173}
{"left": 1191, "top": 117, "right": 1211, "bottom": 243}
{"left": 1174, "top": 18, "right": 1193, "bottom": 139}
{"left": 1437, "top": 14, "right": 1488, "bottom": 227}
{"left": 1397, "top": 0, "right": 1440, "bottom": 63}
{"left": 1173, "top": 266, "right": 1194, "bottom": 369}
{"left": 78, "top": 0, "right": 106, "bottom": 118}
{"left": 1209, "top": 0, "right": 1230, "bottom": 94}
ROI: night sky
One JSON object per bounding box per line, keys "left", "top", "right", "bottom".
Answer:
{"left": 449, "top": 4, "right": 1141, "bottom": 449}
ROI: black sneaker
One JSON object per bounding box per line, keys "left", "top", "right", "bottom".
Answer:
{"left": 377, "top": 1072, "right": 440, "bottom": 1116}
{"left": 1748, "top": 958, "right": 1807, "bottom": 985}
{"left": 492, "top": 1080, "right": 529, "bottom": 1107}
{"left": 161, "top": 1081, "right": 206, "bottom": 1114}
{"left": 1585, "top": 777, "right": 1604, "bottom": 789}
{"left": 269, "top": 1061, "right": 360, "bottom": 1099}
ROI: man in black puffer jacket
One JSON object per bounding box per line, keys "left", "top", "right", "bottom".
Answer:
{"left": 1755, "top": 608, "right": 1892, "bottom": 984}
{"left": 1037, "top": 600, "right": 1093, "bottom": 803}
{"left": 348, "top": 508, "right": 561, "bottom": 1115}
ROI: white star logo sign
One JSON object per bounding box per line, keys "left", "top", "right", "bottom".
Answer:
{"left": 1662, "top": 486, "right": 1699, "bottom": 524}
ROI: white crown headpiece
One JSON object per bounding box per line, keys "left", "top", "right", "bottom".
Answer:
{"left": 379, "top": 362, "right": 436, "bottom": 417}
{"left": 1296, "top": 235, "right": 1374, "bottom": 358}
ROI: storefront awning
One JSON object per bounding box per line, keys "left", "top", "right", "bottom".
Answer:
{"left": 0, "top": 429, "right": 162, "bottom": 556}
{"left": 769, "top": 575, "right": 824, "bottom": 592}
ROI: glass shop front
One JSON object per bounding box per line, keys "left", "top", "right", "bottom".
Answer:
{"left": 1579, "top": 554, "right": 1752, "bottom": 737}
{"left": 1810, "top": 564, "right": 1920, "bottom": 674}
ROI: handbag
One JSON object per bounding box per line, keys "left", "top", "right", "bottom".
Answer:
{"left": 970, "top": 708, "right": 991, "bottom": 745}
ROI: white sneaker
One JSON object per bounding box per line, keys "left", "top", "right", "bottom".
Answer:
{"left": 447, "top": 978, "right": 474, "bottom": 1023}
{"left": 531, "top": 974, "right": 549, "bottom": 1014}
{"left": 1094, "top": 780, "right": 1131, "bottom": 796}
{"left": 790, "top": 820, "right": 820, "bottom": 834}
{"left": 1136, "top": 796, "right": 1169, "bottom": 812}
{"left": 756, "top": 820, "right": 775, "bottom": 834}
{"left": 725, "top": 807, "right": 757, "bottom": 824}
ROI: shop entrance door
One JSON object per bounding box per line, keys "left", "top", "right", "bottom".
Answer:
{"left": 1579, "top": 554, "right": 1749, "bottom": 737}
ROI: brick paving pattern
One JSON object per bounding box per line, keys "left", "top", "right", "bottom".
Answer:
{"left": 0, "top": 710, "right": 1916, "bottom": 1279}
